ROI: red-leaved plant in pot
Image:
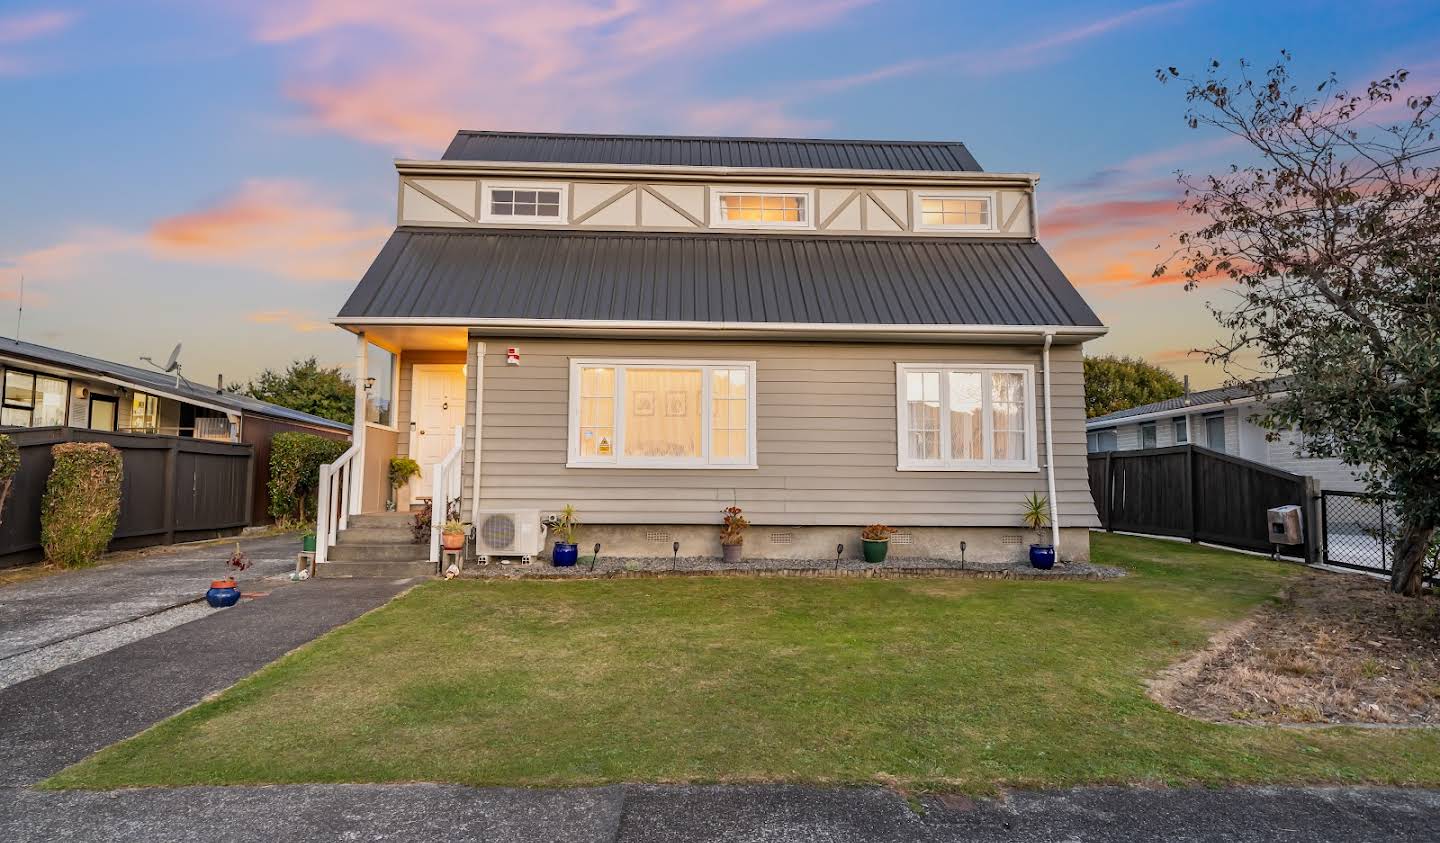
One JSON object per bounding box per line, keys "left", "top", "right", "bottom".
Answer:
{"left": 207, "top": 544, "right": 250, "bottom": 608}
{"left": 720, "top": 506, "right": 749, "bottom": 563}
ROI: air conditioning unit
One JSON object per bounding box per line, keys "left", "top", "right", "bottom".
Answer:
{"left": 472, "top": 509, "right": 546, "bottom": 564}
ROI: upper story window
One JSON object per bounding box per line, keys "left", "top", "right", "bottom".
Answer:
{"left": 481, "top": 183, "right": 566, "bottom": 224}
{"left": 914, "top": 192, "right": 994, "bottom": 231}
{"left": 713, "top": 190, "right": 811, "bottom": 229}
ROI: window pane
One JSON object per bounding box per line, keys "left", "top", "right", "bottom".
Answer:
{"left": 4, "top": 371, "right": 34, "bottom": 407}
{"left": 0, "top": 407, "right": 29, "bottom": 427}
{"left": 578, "top": 367, "right": 615, "bottom": 458}
{"left": 624, "top": 369, "right": 701, "bottom": 459}
{"left": 710, "top": 368, "right": 749, "bottom": 462}
{"left": 34, "top": 376, "right": 67, "bottom": 427}
{"left": 514, "top": 190, "right": 536, "bottom": 204}
{"left": 990, "top": 372, "right": 1027, "bottom": 462}
{"left": 721, "top": 194, "right": 803, "bottom": 224}
{"left": 1174, "top": 418, "right": 1188, "bottom": 443}
{"left": 948, "top": 371, "right": 982, "bottom": 461}
{"left": 364, "top": 343, "right": 395, "bottom": 426}
{"left": 538, "top": 203, "right": 560, "bottom": 217}
{"left": 905, "top": 371, "right": 941, "bottom": 460}
{"left": 492, "top": 190, "right": 513, "bottom": 203}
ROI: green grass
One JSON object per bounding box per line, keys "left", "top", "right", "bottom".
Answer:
{"left": 45, "top": 534, "right": 1440, "bottom": 792}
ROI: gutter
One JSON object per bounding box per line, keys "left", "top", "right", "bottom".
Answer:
{"left": 1041, "top": 332, "right": 1061, "bottom": 553}
{"left": 1086, "top": 392, "right": 1283, "bottom": 429}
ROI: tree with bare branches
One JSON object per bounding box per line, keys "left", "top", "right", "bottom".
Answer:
{"left": 1157, "top": 53, "right": 1439, "bottom": 595}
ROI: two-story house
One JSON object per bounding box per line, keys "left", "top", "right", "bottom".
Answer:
{"left": 318, "top": 131, "right": 1106, "bottom": 574}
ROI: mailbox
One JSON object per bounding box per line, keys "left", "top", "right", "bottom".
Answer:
{"left": 1267, "top": 505, "right": 1304, "bottom": 545}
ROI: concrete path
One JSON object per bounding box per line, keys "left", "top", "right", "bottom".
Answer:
{"left": 1, "top": 782, "right": 1435, "bottom": 842}
{"left": 0, "top": 533, "right": 304, "bottom": 660}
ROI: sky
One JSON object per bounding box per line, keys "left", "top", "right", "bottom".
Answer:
{"left": 2, "top": 0, "right": 1438, "bottom": 389}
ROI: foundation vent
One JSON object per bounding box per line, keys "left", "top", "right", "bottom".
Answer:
{"left": 891, "top": 532, "right": 914, "bottom": 545}
{"left": 768, "top": 531, "right": 794, "bottom": 545}
{"left": 1000, "top": 534, "right": 1023, "bottom": 545}
{"left": 645, "top": 529, "right": 671, "bottom": 543}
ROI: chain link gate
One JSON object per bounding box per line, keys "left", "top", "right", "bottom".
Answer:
{"left": 1321, "top": 491, "right": 1438, "bottom": 582}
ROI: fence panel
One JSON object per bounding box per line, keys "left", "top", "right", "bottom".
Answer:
{"left": 1321, "top": 491, "right": 1437, "bottom": 583}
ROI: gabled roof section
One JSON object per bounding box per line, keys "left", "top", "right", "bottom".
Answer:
{"left": 0, "top": 337, "right": 351, "bottom": 431}
{"left": 336, "top": 227, "right": 1102, "bottom": 332}
{"left": 1087, "top": 377, "right": 1289, "bottom": 426}
{"left": 442, "top": 131, "right": 983, "bottom": 172}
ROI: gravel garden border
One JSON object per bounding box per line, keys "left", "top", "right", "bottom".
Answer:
{"left": 461, "top": 555, "right": 1125, "bottom": 580}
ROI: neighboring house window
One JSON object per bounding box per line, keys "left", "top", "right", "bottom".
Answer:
{"left": 896, "top": 364, "right": 1035, "bottom": 471}
{"left": 713, "top": 190, "right": 811, "bottom": 228}
{"left": 568, "top": 360, "right": 756, "bottom": 468}
{"left": 1173, "top": 417, "right": 1188, "bottom": 444}
{"left": 914, "top": 192, "right": 995, "bottom": 231}
{"left": 1, "top": 369, "right": 67, "bottom": 428}
{"left": 365, "top": 343, "right": 397, "bottom": 427}
{"left": 1204, "top": 412, "right": 1227, "bottom": 452}
{"left": 481, "top": 184, "right": 565, "bottom": 223}
{"left": 1139, "top": 422, "right": 1158, "bottom": 449}
{"left": 131, "top": 392, "right": 160, "bottom": 433}
{"left": 1087, "top": 429, "right": 1118, "bottom": 453}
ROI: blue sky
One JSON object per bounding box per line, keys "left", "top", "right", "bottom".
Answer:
{"left": 2, "top": 0, "right": 1438, "bottom": 387}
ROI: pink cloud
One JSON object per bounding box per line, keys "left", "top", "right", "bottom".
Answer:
{"left": 0, "top": 8, "right": 78, "bottom": 76}
{"left": 246, "top": 309, "right": 331, "bottom": 333}
{"left": 148, "top": 180, "right": 389, "bottom": 282}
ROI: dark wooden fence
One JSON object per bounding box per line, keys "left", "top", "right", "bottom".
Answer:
{"left": 0, "top": 427, "right": 253, "bottom": 568}
{"left": 1088, "top": 444, "right": 1314, "bottom": 558}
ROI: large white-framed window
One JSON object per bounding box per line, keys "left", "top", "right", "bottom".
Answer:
{"left": 711, "top": 188, "right": 813, "bottom": 229}
{"left": 896, "top": 364, "right": 1037, "bottom": 471}
{"left": 568, "top": 359, "right": 757, "bottom": 469}
{"left": 480, "top": 182, "right": 568, "bottom": 224}
{"left": 913, "top": 191, "right": 996, "bottom": 232}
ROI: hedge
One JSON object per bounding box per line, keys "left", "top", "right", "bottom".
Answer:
{"left": 0, "top": 432, "right": 18, "bottom": 525}
{"left": 268, "top": 432, "right": 349, "bottom": 524}
{"left": 41, "top": 442, "right": 124, "bottom": 569}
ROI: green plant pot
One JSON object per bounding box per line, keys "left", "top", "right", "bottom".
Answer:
{"left": 302, "top": 533, "right": 317, "bottom": 553}
{"left": 861, "top": 539, "right": 889, "bottom": 564}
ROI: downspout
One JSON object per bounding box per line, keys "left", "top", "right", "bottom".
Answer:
{"left": 1042, "top": 331, "right": 1060, "bottom": 554}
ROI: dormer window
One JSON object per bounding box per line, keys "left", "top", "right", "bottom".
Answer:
{"left": 914, "top": 192, "right": 994, "bottom": 231}
{"left": 481, "top": 183, "right": 567, "bottom": 224}
{"left": 713, "top": 189, "right": 812, "bottom": 228}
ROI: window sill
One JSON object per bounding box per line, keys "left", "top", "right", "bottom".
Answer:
{"left": 566, "top": 461, "right": 758, "bottom": 471}
{"left": 364, "top": 421, "right": 399, "bottom": 433}
{"left": 896, "top": 463, "right": 1040, "bottom": 473}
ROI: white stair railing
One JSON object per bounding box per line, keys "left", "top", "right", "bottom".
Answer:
{"left": 315, "top": 443, "right": 360, "bottom": 567}
{"left": 429, "top": 425, "right": 465, "bottom": 566}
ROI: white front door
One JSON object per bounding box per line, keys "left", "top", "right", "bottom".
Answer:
{"left": 410, "top": 365, "right": 466, "bottom": 503}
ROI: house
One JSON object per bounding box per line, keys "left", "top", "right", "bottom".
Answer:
{"left": 321, "top": 131, "right": 1107, "bottom": 573}
{"left": 1084, "top": 377, "right": 1365, "bottom": 492}
{"left": 0, "top": 336, "right": 351, "bottom": 522}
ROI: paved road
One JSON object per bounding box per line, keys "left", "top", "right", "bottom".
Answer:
{"left": 1, "top": 782, "right": 1436, "bottom": 842}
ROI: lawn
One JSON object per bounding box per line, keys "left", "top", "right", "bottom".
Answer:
{"left": 47, "top": 534, "right": 1440, "bottom": 792}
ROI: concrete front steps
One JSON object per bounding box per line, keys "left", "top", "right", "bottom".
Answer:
{"left": 317, "top": 512, "right": 433, "bottom": 578}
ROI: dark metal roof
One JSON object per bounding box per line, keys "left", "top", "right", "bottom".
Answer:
{"left": 1087, "top": 378, "right": 1288, "bottom": 426}
{"left": 0, "top": 337, "right": 351, "bottom": 431}
{"left": 338, "top": 227, "right": 1101, "bottom": 328}
{"left": 442, "top": 131, "right": 983, "bottom": 172}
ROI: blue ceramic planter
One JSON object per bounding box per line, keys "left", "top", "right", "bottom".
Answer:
{"left": 552, "top": 542, "right": 579, "bottom": 567}
{"left": 1029, "top": 544, "right": 1056, "bottom": 570}
{"left": 206, "top": 582, "right": 241, "bottom": 608}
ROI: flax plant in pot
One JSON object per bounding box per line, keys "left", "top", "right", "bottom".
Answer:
{"left": 719, "top": 505, "right": 749, "bottom": 564}
{"left": 544, "top": 505, "right": 580, "bottom": 566}
{"left": 1021, "top": 492, "right": 1055, "bottom": 569}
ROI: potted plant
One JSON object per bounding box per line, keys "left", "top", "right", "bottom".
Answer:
{"left": 544, "top": 505, "right": 580, "bottom": 566}
{"left": 720, "top": 505, "right": 749, "bottom": 563}
{"left": 441, "top": 519, "right": 466, "bottom": 551}
{"left": 206, "top": 543, "right": 250, "bottom": 608}
{"left": 1022, "top": 491, "right": 1055, "bottom": 569}
{"left": 388, "top": 457, "right": 421, "bottom": 512}
{"left": 860, "top": 524, "right": 895, "bottom": 564}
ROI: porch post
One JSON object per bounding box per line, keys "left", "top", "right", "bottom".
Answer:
{"left": 351, "top": 331, "right": 367, "bottom": 514}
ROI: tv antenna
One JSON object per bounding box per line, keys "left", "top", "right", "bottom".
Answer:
{"left": 14, "top": 274, "right": 22, "bottom": 342}
{"left": 140, "top": 342, "right": 188, "bottom": 389}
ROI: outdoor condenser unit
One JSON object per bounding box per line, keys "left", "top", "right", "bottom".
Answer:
{"left": 472, "top": 509, "right": 546, "bottom": 564}
{"left": 1267, "top": 505, "right": 1304, "bottom": 546}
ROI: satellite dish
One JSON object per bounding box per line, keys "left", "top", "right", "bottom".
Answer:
{"left": 140, "top": 342, "right": 188, "bottom": 388}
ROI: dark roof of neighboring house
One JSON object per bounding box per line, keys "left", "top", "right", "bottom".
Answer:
{"left": 442, "top": 131, "right": 984, "bottom": 172}
{"left": 337, "top": 227, "right": 1102, "bottom": 328}
{"left": 0, "top": 337, "right": 351, "bottom": 432}
{"left": 1087, "top": 377, "right": 1288, "bottom": 426}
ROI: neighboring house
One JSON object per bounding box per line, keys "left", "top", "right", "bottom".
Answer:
{"left": 1084, "top": 378, "right": 1365, "bottom": 492}
{"left": 323, "top": 131, "right": 1106, "bottom": 570}
{"left": 0, "top": 336, "right": 351, "bottom": 522}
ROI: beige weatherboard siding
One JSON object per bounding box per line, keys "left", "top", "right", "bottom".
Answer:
{"left": 395, "top": 170, "right": 1035, "bottom": 238}
{"left": 465, "top": 336, "right": 1096, "bottom": 529}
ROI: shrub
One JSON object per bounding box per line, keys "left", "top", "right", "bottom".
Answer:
{"left": 41, "top": 442, "right": 123, "bottom": 569}
{"left": 720, "top": 506, "right": 749, "bottom": 546}
{"left": 268, "top": 432, "right": 348, "bottom": 523}
{"left": 0, "top": 433, "right": 19, "bottom": 525}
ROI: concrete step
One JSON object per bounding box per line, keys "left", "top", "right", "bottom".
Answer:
{"left": 335, "top": 527, "right": 417, "bottom": 545}
{"left": 317, "top": 560, "right": 433, "bottom": 579}
{"left": 347, "top": 512, "right": 418, "bottom": 529}
{"left": 328, "top": 543, "right": 431, "bottom": 562}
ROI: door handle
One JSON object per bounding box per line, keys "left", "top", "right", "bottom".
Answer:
{"left": 443, "top": 402, "right": 449, "bottom": 410}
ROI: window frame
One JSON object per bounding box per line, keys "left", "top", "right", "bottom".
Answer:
{"left": 1173, "top": 417, "right": 1189, "bottom": 444}
{"left": 710, "top": 187, "right": 815, "bottom": 230}
{"left": 479, "top": 181, "right": 569, "bottom": 225}
{"left": 566, "top": 358, "right": 758, "bottom": 470}
{"left": 912, "top": 190, "right": 997, "bottom": 232}
{"left": 895, "top": 363, "right": 1038, "bottom": 472}
{"left": 1203, "top": 411, "right": 1227, "bottom": 452}
{"left": 364, "top": 342, "right": 399, "bottom": 430}
{"left": 1087, "top": 429, "right": 1118, "bottom": 453}
{"left": 1, "top": 367, "right": 69, "bottom": 428}
{"left": 1138, "top": 421, "right": 1158, "bottom": 449}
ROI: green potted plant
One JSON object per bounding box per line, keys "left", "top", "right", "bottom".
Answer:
{"left": 441, "top": 518, "right": 466, "bottom": 551}
{"left": 388, "top": 457, "right": 421, "bottom": 512}
{"left": 860, "top": 524, "right": 895, "bottom": 564}
{"left": 720, "top": 505, "right": 749, "bottom": 563}
{"left": 1022, "top": 492, "right": 1054, "bottom": 569}
{"left": 543, "top": 505, "right": 580, "bottom": 566}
